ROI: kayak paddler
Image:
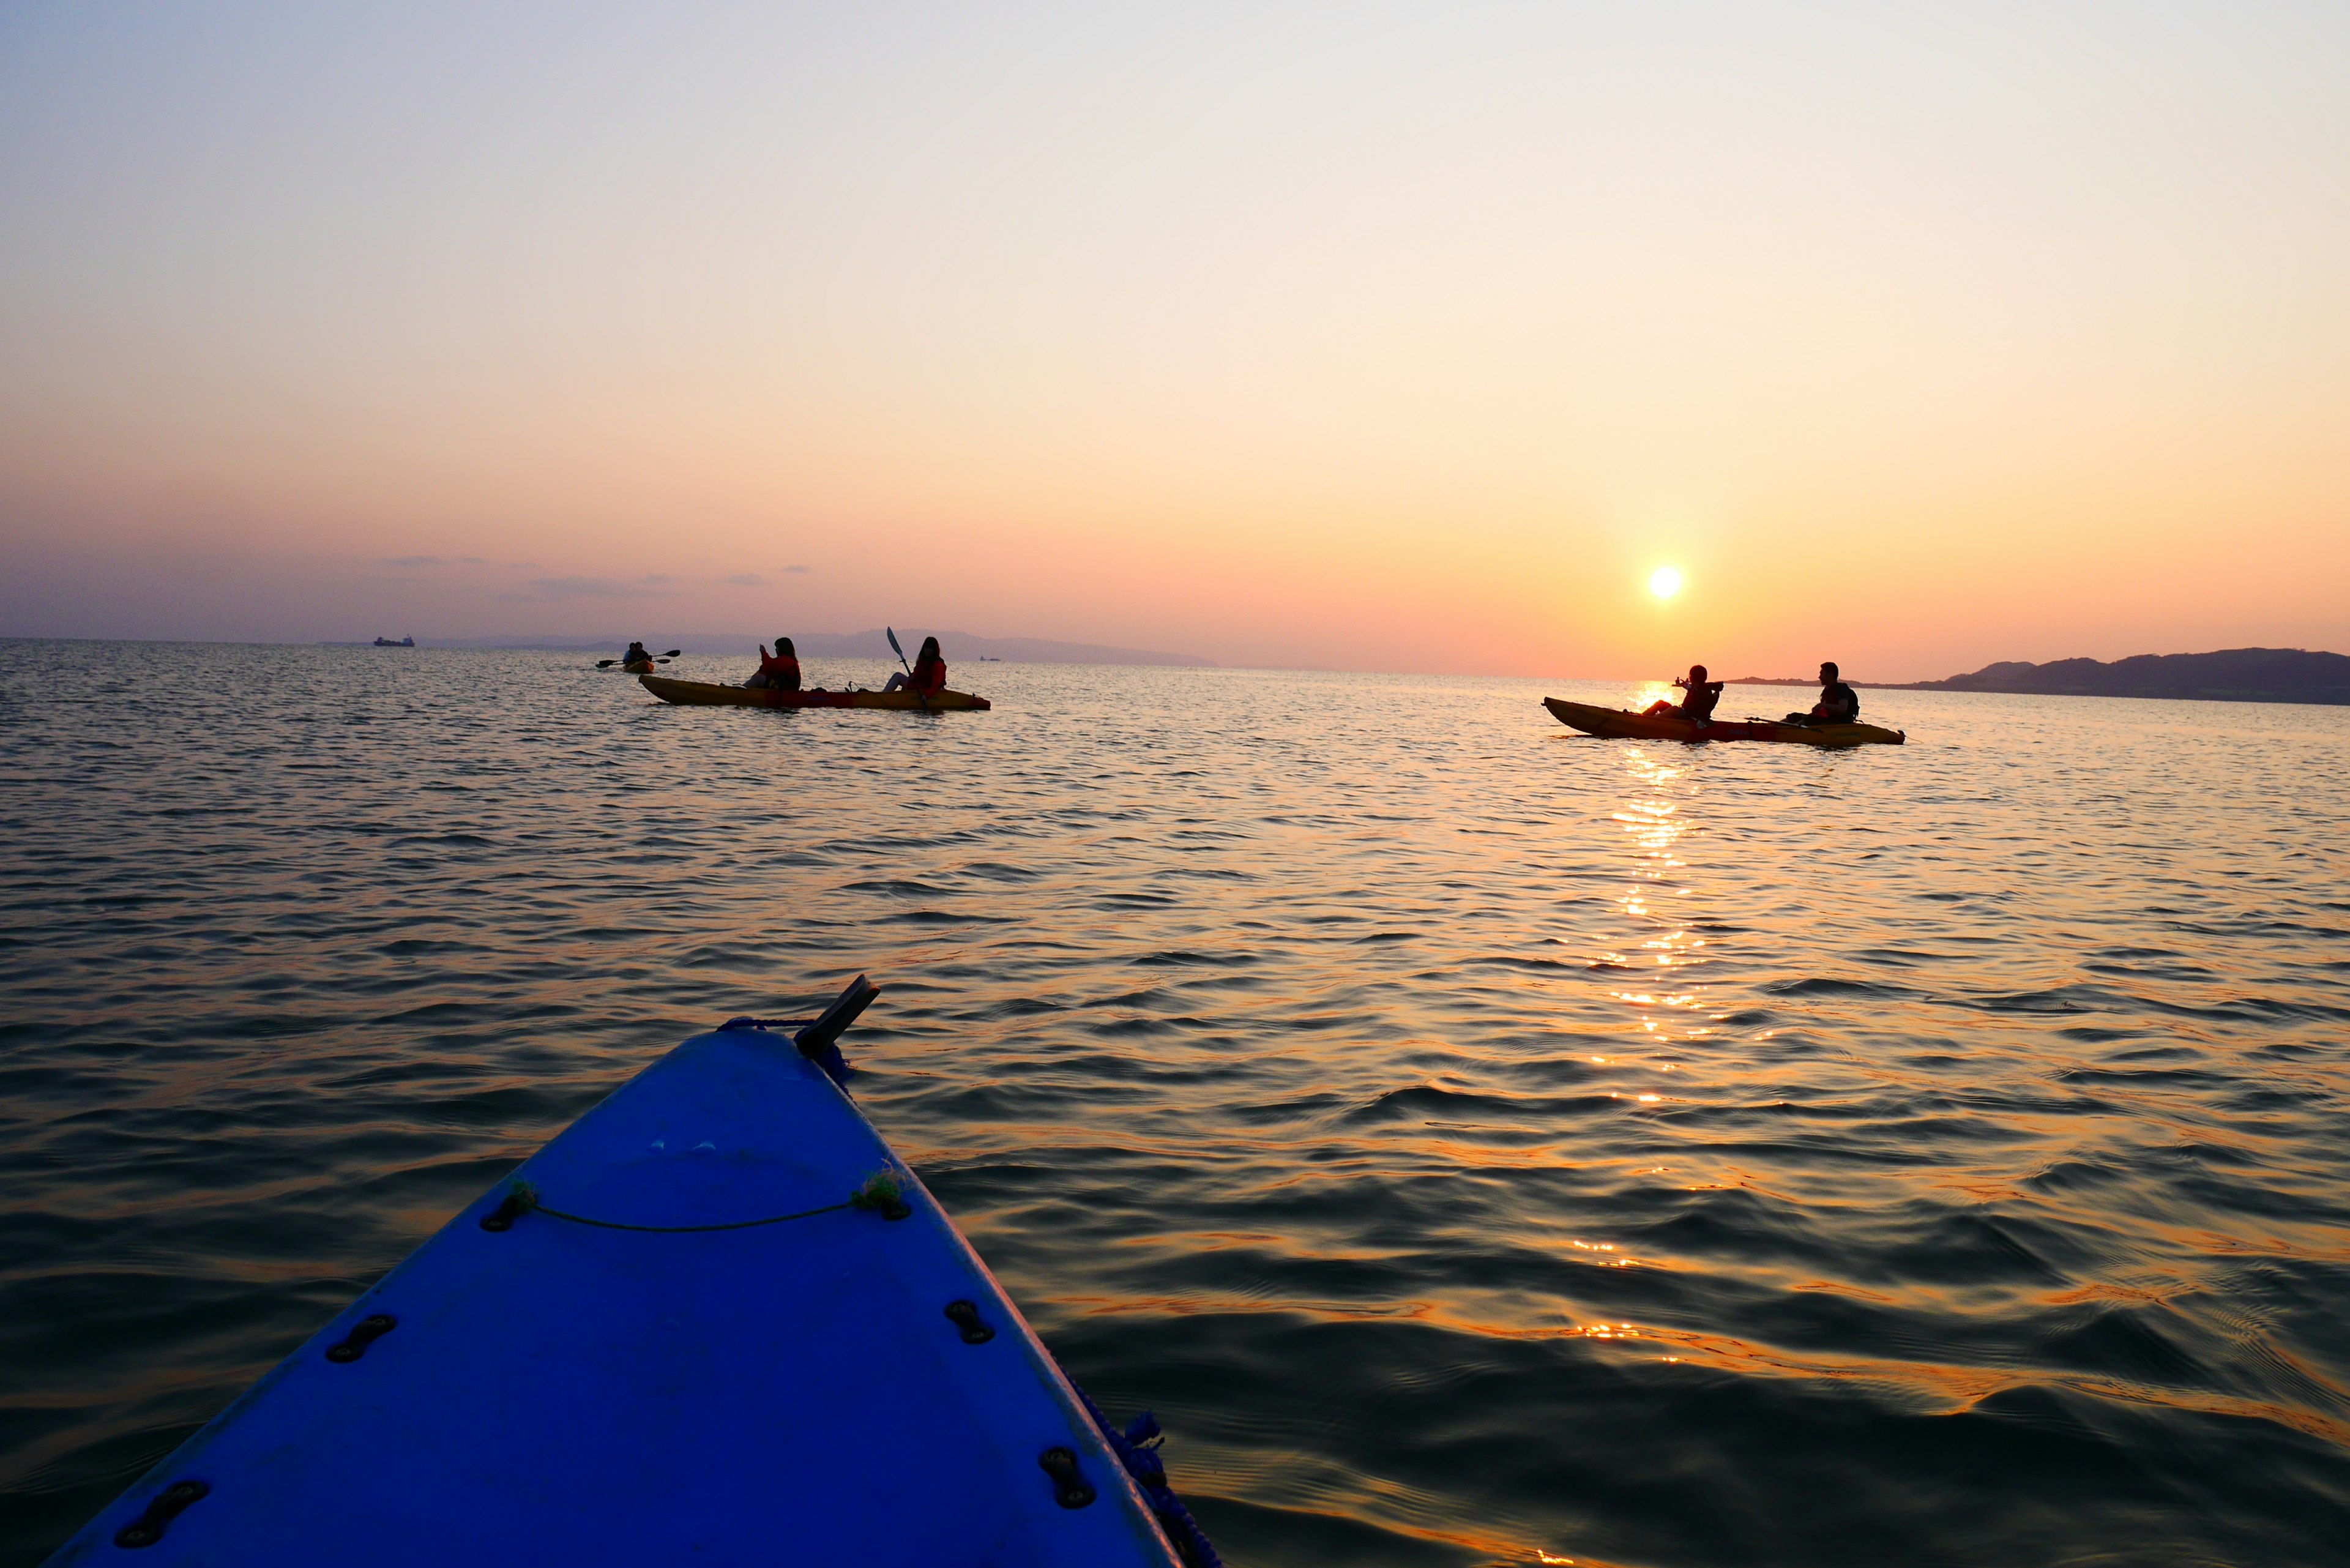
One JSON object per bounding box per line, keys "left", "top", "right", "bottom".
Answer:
{"left": 1785, "top": 662, "right": 1860, "bottom": 725}
{"left": 1644, "top": 664, "right": 1723, "bottom": 725}
{"left": 744, "top": 637, "right": 801, "bottom": 692}
{"left": 621, "top": 641, "right": 655, "bottom": 674}
{"left": 882, "top": 635, "right": 947, "bottom": 697}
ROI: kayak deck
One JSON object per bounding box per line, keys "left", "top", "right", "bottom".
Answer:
{"left": 47, "top": 984, "right": 1197, "bottom": 1567}
{"left": 1543, "top": 697, "right": 1904, "bottom": 748}
{"left": 641, "top": 673, "right": 992, "bottom": 711}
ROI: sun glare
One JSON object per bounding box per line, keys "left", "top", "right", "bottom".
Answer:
{"left": 1649, "top": 566, "right": 1682, "bottom": 599}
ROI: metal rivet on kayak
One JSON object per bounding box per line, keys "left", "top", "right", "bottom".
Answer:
{"left": 944, "top": 1300, "right": 994, "bottom": 1343}
{"left": 324, "top": 1314, "right": 397, "bottom": 1363}
{"left": 1038, "top": 1447, "right": 1095, "bottom": 1509}
{"left": 113, "top": 1478, "right": 209, "bottom": 1548}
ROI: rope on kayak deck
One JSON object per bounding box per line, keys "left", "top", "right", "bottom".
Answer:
{"left": 479, "top": 1171, "right": 911, "bottom": 1233}
{"left": 1073, "top": 1386, "right": 1225, "bottom": 1568}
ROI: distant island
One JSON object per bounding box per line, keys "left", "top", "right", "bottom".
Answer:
{"left": 1732, "top": 648, "right": 2350, "bottom": 706}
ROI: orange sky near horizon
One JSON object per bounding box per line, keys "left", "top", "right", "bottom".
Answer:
{"left": 4, "top": 4, "right": 2347, "bottom": 678}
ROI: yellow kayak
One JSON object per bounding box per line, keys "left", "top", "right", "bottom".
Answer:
{"left": 640, "top": 674, "right": 993, "bottom": 712}
{"left": 1543, "top": 698, "right": 1903, "bottom": 748}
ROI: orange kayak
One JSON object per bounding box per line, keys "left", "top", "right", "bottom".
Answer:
{"left": 641, "top": 674, "right": 991, "bottom": 712}
{"left": 1543, "top": 698, "right": 1903, "bottom": 748}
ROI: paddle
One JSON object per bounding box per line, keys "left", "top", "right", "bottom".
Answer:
{"left": 595, "top": 649, "right": 681, "bottom": 668}
{"left": 886, "top": 627, "right": 931, "bottom": 711}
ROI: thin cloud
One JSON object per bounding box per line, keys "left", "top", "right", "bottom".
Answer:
{"left": 500, "top": 575, "right": 676, "bottom": 602}
{"left": 722, "top": 572, "right": 767, "bottom": 587}
{"left": 378, "top": 555, "right": 491, "bottom": 570}
{"left": 783, "top": 564, "right": 812, "bottom": 574}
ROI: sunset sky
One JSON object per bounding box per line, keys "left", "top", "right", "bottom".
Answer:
{"left": 4, "top": 3, "right": 2346, "bottom": 678}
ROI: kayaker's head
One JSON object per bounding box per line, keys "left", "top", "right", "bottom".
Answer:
{"left": 775, "top": 637, "right": 794, "bottom": 657}
{"left": 919, "top": 636, "right": 941, "bottom": 662}
{"left": 1688, "top": 664, "right": 1707, "bottom": 684}
{"left": 1819, "top": 661, "right": 1838, "bottom": 682}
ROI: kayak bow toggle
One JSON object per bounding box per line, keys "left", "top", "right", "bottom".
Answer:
{"left": 718, "top": 973, "right": 881, "bottom": 1087}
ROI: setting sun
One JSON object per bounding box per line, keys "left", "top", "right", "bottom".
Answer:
{"left": 1649, "top": 567, "right": 1683, "bottom": 600}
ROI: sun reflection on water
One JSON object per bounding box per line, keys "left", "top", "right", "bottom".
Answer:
{"left": 13, "top": 649, "right": 2350, "bottom": 1568}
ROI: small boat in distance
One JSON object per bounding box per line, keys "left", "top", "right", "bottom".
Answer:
{"left": 372, "top": 636, "right": 416, "bottom": 648}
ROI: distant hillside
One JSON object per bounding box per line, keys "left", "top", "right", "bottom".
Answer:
{"left": 786, "top": 630, "right": 1213, "bottom": 667}
{"left": 1908, "top": 648, "right": 2350, "bottom": 705}
{"left": 1726, "top": 648, "right": 2350, "bottom": 705}
{"left": 401, "top": 629, "right": 1214, "bottom": 666}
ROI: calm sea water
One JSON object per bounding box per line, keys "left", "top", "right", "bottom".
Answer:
{"left": 4, "top": 638, "right": 2349, "bottom": 1566}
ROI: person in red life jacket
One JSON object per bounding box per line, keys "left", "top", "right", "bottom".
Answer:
{"left": 1643, "top": 664, "right": 1723, "bottom": 725}
{"left": 745, "top": 637, "right": 800, "bottom": 692}
{"left": 882, "top": 635, "right": 947, "bottom": 696}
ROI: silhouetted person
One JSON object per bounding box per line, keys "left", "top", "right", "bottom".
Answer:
{"left": 745, "top": 637, "right": 800, "bottom": 692}
{"left": 1645, "top": 664, "right": 1723, "bottom": 725}
{"left": 622, "top": 641, "right": 654, "bottom": 673}
{"left": 1786, "top": 662, "right": 1859, "bottom": 724}
{"left": 883, "top": 635, "right": 947, "bottom": 696}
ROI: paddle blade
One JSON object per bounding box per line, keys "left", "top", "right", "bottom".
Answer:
{"left": 662, "top": 649, "right": 681, "bottom": 657}
{"left": 595, "top": 659, "right": 616, "bottom": 667}
{"left": 886, "top": 627, "right": 905, "bottom": 660}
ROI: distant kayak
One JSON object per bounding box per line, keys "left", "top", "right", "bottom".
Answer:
{"left": 619, "top": 659, "right": 655, "bottom": 674}
{"left": 45, "top": 977, "right": 1215, "bottom": 1567}
{"left": 1543, "top": 697, "right": 1904, "bottom": 748}
{"left": 641, "top": 673, "right": 993, "bottom": 712}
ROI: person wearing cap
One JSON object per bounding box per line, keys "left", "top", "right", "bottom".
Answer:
{"left": 1644, "top": 663, "right": 1723, "bottom": 725}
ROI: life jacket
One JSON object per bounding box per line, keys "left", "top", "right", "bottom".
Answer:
{"left": 759, "top": 650, "right": 801, "bottom": 691}
{"left": 910, "top": 656, "right": 946, "bottom": 695}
